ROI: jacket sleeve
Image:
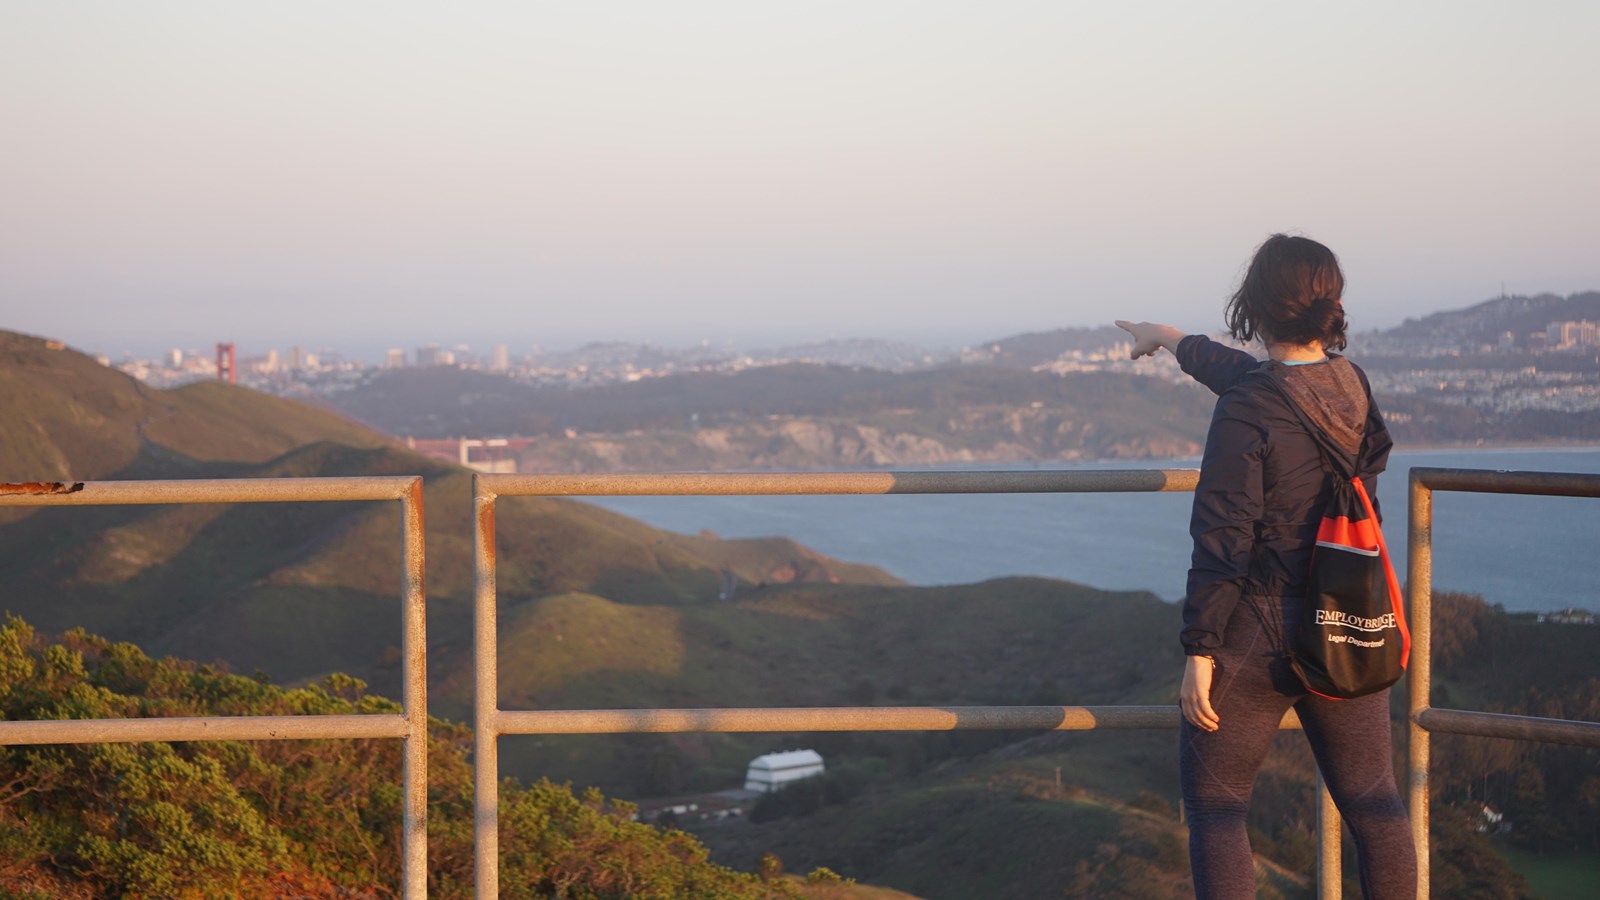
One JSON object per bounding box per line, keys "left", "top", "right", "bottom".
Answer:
{"left": 1181, "top": 389, "right": 1267, "bottom": 656}
{"left": 1175, "top": 334, "right": 1260, "bottom": 396}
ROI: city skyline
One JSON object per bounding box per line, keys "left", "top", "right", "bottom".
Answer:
{"left": 39, "top": 284, "right": 1600, "bottom": 368}
{"left": 3, "top": 3, "right": 1598, "bottom": 356}
{"left": 91, "top": 295, "right": 1600, "bottom": 399}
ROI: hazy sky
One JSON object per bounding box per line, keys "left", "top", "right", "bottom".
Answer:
{"left": 2, "top": 1, "right": 1597, "bottom": 360}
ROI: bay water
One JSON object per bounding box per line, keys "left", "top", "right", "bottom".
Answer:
{"left": 581, "top": 448, "right": 1600, "bottom": 614}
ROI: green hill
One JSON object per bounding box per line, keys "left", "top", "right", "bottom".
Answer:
{"left": 452, "top": 578, "right": 1182, "bottom": 796}
{"left": 0, "top": 329, "right": 899, "bottom": 704}
{"left": 0, "top": 330, "right": 387, "bottom": 482}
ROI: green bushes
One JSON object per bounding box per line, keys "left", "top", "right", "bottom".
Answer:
{"left": 0, "top": 617, "right": 796, "bottom": 898}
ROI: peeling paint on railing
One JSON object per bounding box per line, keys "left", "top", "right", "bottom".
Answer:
{"left": 0, "top": 481, "right": 84, "bottom": 495}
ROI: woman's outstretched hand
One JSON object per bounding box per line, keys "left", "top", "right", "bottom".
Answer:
{"left": 1114, "top": 320, "right": 1184, "bottom": 359}
{"left": 1180, "top": 655, "right": 1220, "bottom": 732}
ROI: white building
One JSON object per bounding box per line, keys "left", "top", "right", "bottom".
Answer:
{"left": 744, "top": 749, "right": 825, "bottom": 793}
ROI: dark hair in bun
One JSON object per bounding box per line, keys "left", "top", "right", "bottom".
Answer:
{"left": 1225, "top": 234, "right": 1348, "bottom": 351}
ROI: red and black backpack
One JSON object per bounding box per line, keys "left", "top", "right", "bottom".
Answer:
{"left": 1266, "top": 376, "right": 1412, "bottom": 699}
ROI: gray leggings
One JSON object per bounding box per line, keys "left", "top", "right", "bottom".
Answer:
{"left": 1179, "top": 596, "right": 1417, "bottom": 899}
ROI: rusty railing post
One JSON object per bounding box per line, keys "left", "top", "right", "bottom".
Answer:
{"left": 473, "top": 475, "right": 500, "bottom": 899}
{"left": 1408, "top": 470, "right": 1433, "bottom": 899}
{"left": 399, "top": 477, "right": 429, "bottom": 899}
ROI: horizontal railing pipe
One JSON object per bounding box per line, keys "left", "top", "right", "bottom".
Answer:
{"left": 0, "top": 476, "right": 417, "bottom": 506}
{"left": 1418, "top": 708, "right": 1600, "bottom": 748}
{"left": 479, "top": 468, "right": 1200, "bottom": 498}
{"left": 0, "top": 714, "right": 410, "bottom": 746}
{"left": 495, "top": 705, "right": 1302, "bottom": 735}
{"left": 1410, "top": 467, "right": 1600, "bottom": 498}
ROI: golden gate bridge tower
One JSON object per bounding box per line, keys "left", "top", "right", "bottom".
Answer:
{"left": 216, "top": 342, "right": 236, "bottom": 384}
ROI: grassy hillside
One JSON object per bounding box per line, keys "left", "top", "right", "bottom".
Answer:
{"left": 701, "top": 745, "right": 1209, "bottom": 900}
{"left": 0, "top": 329, "right": 899, "bottom": 703}
{"left": 438, "top": 578, "right": 1181, "bottom": 795}
{"left": 682, "top": 592, "right": 1593, "bottom": 899}
{"left": 477, "top": 578, "right": 1178, "bottom": 712}
{"left": 0, "top": 330, "right": 386, "bottom": 484}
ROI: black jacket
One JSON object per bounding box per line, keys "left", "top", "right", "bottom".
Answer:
{"left": 1175, "top": 335, "right": 1393, "bottom": 656}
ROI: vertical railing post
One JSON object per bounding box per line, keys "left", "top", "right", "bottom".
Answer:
{"left": 399, "top": 477, "right": 429, "bottom": 899}
{"left": 1317, "top": 770, "right": 1341, "bottom": 899}
{"left": 473, "top": 477, "right": 500, "bottom": 898}
{"left": 2, "top": 476, "right": 434, "bottom": 896}
{"left": 1407, "top": 472, "right": 1433, "bottom": 898}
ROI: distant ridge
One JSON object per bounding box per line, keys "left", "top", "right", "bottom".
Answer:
{"left": 957, "top": 325, "right": 1129, "bottom": 369}
{"left": 326, "top": 360, "right": 1214, "bottom": 462}
{"left": 1378, "top": 290, "right": 1600, "bottom": 346}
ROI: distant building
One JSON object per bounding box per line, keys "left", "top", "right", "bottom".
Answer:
{"left": 1536, "top": 608, "right": 1595, "bottom": 625}
{"left": 490, "top": 344, "right": 509, "bottom": 372}
{"left": 744, "top": 749, "right": 824, "bottom": 793}
{"left": 415, "top": 344, "right": 442, "bottom": 367}
{"left": 386, "top": 348, "right": 406, "bottom": 368}
{"left": 1546, "top": 320, "right": 1599, "bottom": 350}
{"left": 1476, "top": 804, "right": 1506, "bottom": 834}
{"left": 404, "top": 437, "right": 535, "bottom": 473}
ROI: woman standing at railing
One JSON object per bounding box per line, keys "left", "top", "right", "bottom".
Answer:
{"left": 1116, "top": 234, "right": 1416, "bottom": 899}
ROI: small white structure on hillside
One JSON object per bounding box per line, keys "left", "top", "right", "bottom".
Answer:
{"left": 744, "top": 749, "right": 825, "bottom": 793}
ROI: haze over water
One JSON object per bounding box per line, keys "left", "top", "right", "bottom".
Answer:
{"left": 584, "top": 448, "right": 1600, "bottom": 614}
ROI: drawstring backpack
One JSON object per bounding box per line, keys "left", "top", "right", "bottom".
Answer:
{"left": 1265, "top": 375, "right": 1411, "bottom": 699}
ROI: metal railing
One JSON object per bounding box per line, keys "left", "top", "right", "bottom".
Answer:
{"left": 470, "top": 469, "right": 1339, "bottom": 896}
{"left": 9, "top": 466, "right": 1598, "bottom": 897}
{"left": 1406, "top": 467, "right": 1600, "bottom": 898}
{"left": 0, "top": 477, "right": 429, "bottom": 899}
